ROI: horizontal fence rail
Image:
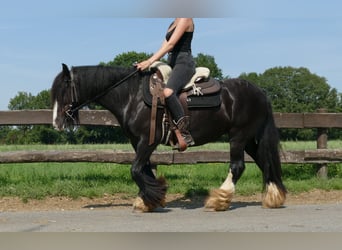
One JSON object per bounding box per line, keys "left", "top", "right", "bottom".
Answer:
{"left": 0, "top": 110, "right": 341, "bottom": 175}
{"left": 1, "top": 109, "right": 342, "bottom": 128}
{"left": 0, "top": 149, "right": 342, "bottom": 164}
{"left": 0, "top": 110, "right": 120, "bottom": 126}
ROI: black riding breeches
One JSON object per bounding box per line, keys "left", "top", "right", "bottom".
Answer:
{"left": 166, "top": 51, "right": 195, "bottom": 94}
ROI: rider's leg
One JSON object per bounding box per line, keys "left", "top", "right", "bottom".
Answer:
{"left": 164, "top": 88, "right": 194, "bottom": 147}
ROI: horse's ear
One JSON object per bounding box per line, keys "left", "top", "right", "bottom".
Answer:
{"left": 62, "top": 63, "right": 71, "bottom": 78}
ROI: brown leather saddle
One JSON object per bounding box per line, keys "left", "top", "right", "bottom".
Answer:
{"left": 143, "top": 61, "right": 222, "bottom": 146}
{"left": 144, "top": 62, "right": 222, "bottom": 108}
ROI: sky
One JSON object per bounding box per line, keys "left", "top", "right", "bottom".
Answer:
{"left": 0, "top": 0, "right": 341, "bottom": 110}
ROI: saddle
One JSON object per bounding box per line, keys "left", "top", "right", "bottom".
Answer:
{"left": 144, "top": 61, "right": 222, "bottom": 108}
{"left": 144, "top": 61, "right": 222, "bottom": 146}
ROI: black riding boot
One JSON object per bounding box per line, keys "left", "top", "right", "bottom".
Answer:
{"left": 175, "top": 116, "right": 195, "bottom": 147}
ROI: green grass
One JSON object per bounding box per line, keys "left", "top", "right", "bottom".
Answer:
{"left": 0, "top": 162, "right": 137, "bottom": 201}
{"left": 0, "top": 140, "right": 341, "bottom": 151}
{"left": 0, "top": 141, "right": 341, "bottom": 200}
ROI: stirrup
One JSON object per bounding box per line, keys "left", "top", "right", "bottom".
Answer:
{"left": 172, "top": 134, "right": 195, "bottom": 151}
{"left": 173, "top": 129, "right": 188, "bottom": 152}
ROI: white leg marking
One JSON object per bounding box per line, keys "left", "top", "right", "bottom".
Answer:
{"left": 220, "top": 170, "right": 235, "bottom": 193}
{"left": 263, "top": 182, "right": 286, "bottom": 208}
{"left": 52, "top": 100, "right": 58, "bottom": 129}
{"left": 205, "top": 170, "right": 235, "bottom": 211}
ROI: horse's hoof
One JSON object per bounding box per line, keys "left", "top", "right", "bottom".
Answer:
{"left": 133, "top": 197, "right": 154, "bottom": 212}
{"left": 262, "top": 182, "right": 286, "bottom": 208}
{"left": 159, "top": 197, "right": 166, "bottom": 208}
{"left": 204, "top": 188, "right": 234, "bottom": 211}
{"left": 132, "top": 196, "right": 167, "bottom": 212}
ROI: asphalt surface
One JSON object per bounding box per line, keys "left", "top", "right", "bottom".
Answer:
{"left": 1, "top": 203, "right": 342, "bottom": 232}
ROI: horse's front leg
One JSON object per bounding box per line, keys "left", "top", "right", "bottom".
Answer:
{"left": 131, "top": 155, "right": 167, "bottom": 212}
{"left": 205, "top": 141, "right": 245, "bottom": 211}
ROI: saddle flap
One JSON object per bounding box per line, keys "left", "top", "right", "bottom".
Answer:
{"left": 186, "top": 78, "right": 221, "bottom": 96}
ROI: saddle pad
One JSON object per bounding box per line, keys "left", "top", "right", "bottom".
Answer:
{"left": 143, "top": 77, "right": 222, "bottom": 109}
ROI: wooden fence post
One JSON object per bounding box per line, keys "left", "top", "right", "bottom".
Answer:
{"left": 316, "top": 108, "right": 328, "bottom": 179}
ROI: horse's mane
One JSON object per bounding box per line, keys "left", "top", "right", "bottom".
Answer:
{"left": 51, "top": 64, "right": 149, "bottom": 108}
{"left": 72, "top": 65, "right": 136, "bottom": 79}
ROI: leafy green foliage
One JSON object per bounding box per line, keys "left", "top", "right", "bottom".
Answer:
{"left": 100, "top": 51, "right": 152, "bottom": 67}
{"left": 5, "top": 90, "right": 56, "bottom": 144}
{"left": 240, "top": 66, "right": 342, "bottom": 140}
{"left": 240, "top": 66, "right": 339, "bottom": 113}
{"left": 8, "top": 90, "right": 51, "bottom": 110}
{"left": 194, "top": 53, "right": 223, "bottom": 80}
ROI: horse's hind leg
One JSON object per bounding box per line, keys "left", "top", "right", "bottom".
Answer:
{"left": 205, "top": 140, "right": 245, "bottom": 211}
{"left": 245, "top": 139, "right": 286, "bottom": 208}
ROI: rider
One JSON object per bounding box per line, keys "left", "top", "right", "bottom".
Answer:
{"left": 136, "top": 18, "right": 195, "bottom": 148}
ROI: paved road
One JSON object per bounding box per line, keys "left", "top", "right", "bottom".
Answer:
{"left": 1, "top": 203, "right": 342, "bottom": 232}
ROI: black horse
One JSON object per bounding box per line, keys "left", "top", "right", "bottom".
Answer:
{"left": 51, "top": 64, "right": 286, "bottom": 212}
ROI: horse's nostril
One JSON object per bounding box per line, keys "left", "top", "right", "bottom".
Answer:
{"left": 52, "top": 122, "right": 60, "bottom": 131}
{"left": 53, "top": 124, "right": 64, "bottom": 131}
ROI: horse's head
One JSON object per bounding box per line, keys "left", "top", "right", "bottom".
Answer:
{"left": 51, "top": 63, "right": 80, "bottom": 130}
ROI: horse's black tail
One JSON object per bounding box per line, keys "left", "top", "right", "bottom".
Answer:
{"left": 257, "top": 102, "right": 287, "bottom": 195}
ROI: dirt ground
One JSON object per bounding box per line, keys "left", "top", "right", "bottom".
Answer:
{"left": 1, "top": 189, "right": 342, "bottom": 212}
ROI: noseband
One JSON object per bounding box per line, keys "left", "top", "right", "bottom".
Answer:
{"left": 64, "top": 67, "right": 140, "bottom": 123}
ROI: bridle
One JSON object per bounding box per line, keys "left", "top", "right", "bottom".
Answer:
{"left": 64, "top": 67, "right": 139, "bottom": 124}
{"left": 64, "top": 69, "right": 79, "bottom": 123}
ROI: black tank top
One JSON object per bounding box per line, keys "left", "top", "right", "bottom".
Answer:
{"left": 166, "top": 23, "right": 193, "bottom": 53}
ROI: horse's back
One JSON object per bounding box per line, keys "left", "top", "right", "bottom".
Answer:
{"left": 222, "top": 78, "right": 266, "bottom": 98}
{"left": 219, "top": 78, "right": 271, "bottom": 130}
{"left": 221, "top": 78, "right": 269, "bottom": 110}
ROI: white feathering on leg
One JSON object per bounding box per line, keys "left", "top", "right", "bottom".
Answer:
{"left": 205, "top": 170, "right": 235, "bottom": 211}
{"left": 220, "top": 170, "right": 235, "bottom": 193}
{"left": 262, "top": 182, "right": 286, "bottom": 208}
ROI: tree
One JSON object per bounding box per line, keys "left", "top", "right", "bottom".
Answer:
{"left": 101, "top": 51, "right": 152, "bottom": 67}
{"left": 8, "top": 90, "right": 51, "bottom": 110}
{"left": 103, "top": 51, "right": 225, "bottom": 80}
{"left": 240, "top": 66, "right": 341, "bottom": 140}
{"left": 6, "top": 90, "right": 63, "bottom": 144}
{"left": 260, "top": 67, "right": 338, "bottom": 113}
{"left": 194, "top": 53, "right": 223, "bottom": 80}
{"left": 0, "top": 126, "right": 11, "bottom": 144}
{"left": 32, "top": 90, "right": 51, "bottom": 109}
{"left": 8, "top": 92, "right": 35, "bottom": 110}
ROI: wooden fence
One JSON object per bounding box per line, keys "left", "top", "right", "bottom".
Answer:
{"left": 1, "top": 109, "right": 342, "bottom": 178}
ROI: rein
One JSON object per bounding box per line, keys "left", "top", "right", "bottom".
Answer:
{"left": 66, "top": 68, "right": 139, "bottom": 119}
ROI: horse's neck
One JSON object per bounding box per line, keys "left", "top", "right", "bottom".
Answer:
{"left": 78, "top": 67, "right": 130, "bottom": 100}
{"left": 78, "top": 67, "right": 141, "bottom": 121}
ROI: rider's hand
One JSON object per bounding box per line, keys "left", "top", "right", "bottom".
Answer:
{"left": 136, "top": 59, "right": 152, "bottom": 71}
